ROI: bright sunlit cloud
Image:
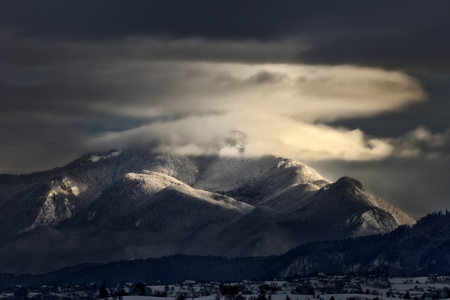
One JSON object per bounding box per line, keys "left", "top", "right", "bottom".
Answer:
{"left": 86, "top": 62, "right": 425, "bottom": 161}
{"left": 101, "top": 62, "right": 426, "bottom": 121}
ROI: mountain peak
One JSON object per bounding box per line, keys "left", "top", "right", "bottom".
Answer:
{"left": 335, "top": 176, "right": 364, "bottom": 190}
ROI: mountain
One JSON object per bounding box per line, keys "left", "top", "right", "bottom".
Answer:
{"left": 0, "top": 148, "right": 415, "bottom": 274}
{"left": 1, "top": 212, "right": 448, "bottom": 288}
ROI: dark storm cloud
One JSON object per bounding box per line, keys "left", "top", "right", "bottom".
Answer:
{"left": 0, "top": 30, "right": 303, "bottom": 67}
{"left": 0, "top": 0, "right": 305, "bottom": 41}
{"left": 1, "top": 0, "right": 449, "bottom": 71}
{"left": 297, "top": 2, "right": 450, "bottom": 72}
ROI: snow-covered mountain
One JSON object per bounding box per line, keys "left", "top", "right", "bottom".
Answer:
{"left": 0, "top": 148, "right": 415, "bottom": 274}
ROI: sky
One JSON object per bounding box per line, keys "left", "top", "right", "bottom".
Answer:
{"left": 1, "top": 0, "right": 449, "bottom": 217}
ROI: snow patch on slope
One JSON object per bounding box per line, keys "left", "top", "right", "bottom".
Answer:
{"left": 276, "top": 158, "right": 327, "bottom": 183}
{"left": 33, "top": 197, "right": 75, "bottom": 227}
{"left": 125, "top": 170, "right": 184, "bottom": 195}
{"left": 125, "top": 170, "right": 255, "bottom": 214}
{"left": 368, "top": 195, "right": 416, "bottom": 226}
{"left": 26, "top": 178, "right": 83, "bottom": 231}
{"left": 171, "top": 184, "right": 254, "bottom": 213}
{"left": 276, "top": 159, "right": 301, "bottom": 169}
{"left": 360, "top": 210, "right": 382, "bottom": 231}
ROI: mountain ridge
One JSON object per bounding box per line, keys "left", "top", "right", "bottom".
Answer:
{"left": 0, "top": 148, "right": 415, "bottom": 274}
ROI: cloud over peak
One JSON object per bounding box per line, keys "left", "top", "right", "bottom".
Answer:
{"left": 79, "top": 62, "right": 424, "bottom": 162}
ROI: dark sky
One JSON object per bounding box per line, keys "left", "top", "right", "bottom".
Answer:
{"left": 1, "top": 0, "right": 449, "bottom": 216}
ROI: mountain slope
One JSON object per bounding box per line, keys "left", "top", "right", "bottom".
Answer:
{"left": 1, "top": 212, "right": 448, "bottom": 288}
{"left": 279, "top": 211, "right": 450, "bottom": 277}
{"left": 0, "top": 148, "right": 414, "bottom": 274}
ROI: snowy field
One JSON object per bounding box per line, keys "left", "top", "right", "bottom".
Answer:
{"left": 119, "top": 296, "right": 380, "bottom": 300}
{"left": 1, "top": 276, "right": 449, "bottom": 300}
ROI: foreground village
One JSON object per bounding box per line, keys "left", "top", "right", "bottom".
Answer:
{"left": 2, "top": 275, "right": 450, "bottom": 300}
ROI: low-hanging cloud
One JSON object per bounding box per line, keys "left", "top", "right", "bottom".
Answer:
{"left": 83, "top": 61, "right": 425, "bottom": 161}
{"left": 86, "top": 112, "right": 395, "bottom": 161}
{"left": 389, "top": 126, "right": 450, "bottom": 159}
